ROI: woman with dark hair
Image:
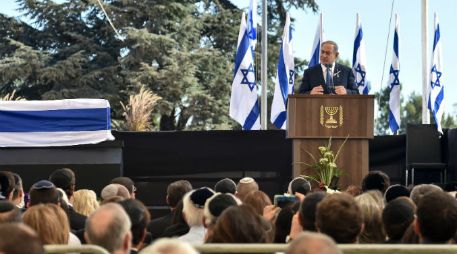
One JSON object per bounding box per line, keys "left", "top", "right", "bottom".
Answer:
{"left": 206, "top": 205, "right": 271, "bottom": 243}
{"left": 274, "top": 202, "right": 300, "bottom": 243}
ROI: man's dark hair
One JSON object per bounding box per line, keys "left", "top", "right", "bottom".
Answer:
{"left": 382, "top": 197, "right": 415, "bottom": 241}
{"left": 0, "top": 200, "right": 22, "bottom": 223}
{"left": 111, "top": 177, "right": 136, "bottom": 195}
{"left": 416, "top": 190, "right": 457, "bottom": 243}
{"left": 29, "top": 180, "right": 59, "bottom": 206}
{"left": 118, "top": 199, "right": 150, "bottom": 246}
{"left": 289, "top": 177, "right": 311, "bottom": 195}
{"left": 316, "top": 193, "right": 363, "bottom": 243}
{"left": 322, "top": 40, "right": 339, "bottom": 53}
{"left": 0, "top": 171, "right": 15, "bottom": 200}
{"left": 384, "top": 184, "right": 410, "bottom": 203}
{"left": 49, "top": 168, "right": 75, "bottom": 198}
{"left": 167, "top": 180, "right": 192, "bottom": 208}
{"left": 362, "top": 171, "right": 390, "bottom": 193}
{"left": 0, "top": 223, "right": 45, "bottom": 254}
{"left": 214, "top": 178, "right": 236, "bottom": 194}
{"left": 299, "top": 191, "right": 326, "bottom": 231}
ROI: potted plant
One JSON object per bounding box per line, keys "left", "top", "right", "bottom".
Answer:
{"left": 299, "top": 136, "right": 348, "bottom": 191}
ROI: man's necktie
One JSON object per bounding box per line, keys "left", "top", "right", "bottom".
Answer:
{"left": 325, "top": 65, "right": 334, "bottom": 94}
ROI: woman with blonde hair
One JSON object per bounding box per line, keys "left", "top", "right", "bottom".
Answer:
{"left": 355, "top": 191, "right": 386, "bottom": 243}
{"left": 72, "top": 189, "right": 99, "bottom": 216}
{"left": 23, "top": 203, "right": 70, "bottom": 244}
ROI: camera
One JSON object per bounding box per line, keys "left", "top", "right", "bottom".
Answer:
{"left": 273, "top": 194, "right": 298, "bottom": 208}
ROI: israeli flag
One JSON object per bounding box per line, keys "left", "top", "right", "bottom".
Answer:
{"left": 229, "top": 12, "right": 260, "bottom": 130}
{"left": 388, "top": 14, "right": 401, "bottom": 133}
{"left": 271, "top": 13, "right": 294, "bottom": 129}
{"left": 352, "top": 14, "right": 368, "bottom": 95}
{"left": 247, "top": 0, "right": 257, "bottom": 49}
{"left": 309, "top": 13, "right": 323, "bottom": 68}
{"left": 0, "top": 99, "right": 114, "bottom": 147}
{"left": 428, "top": 13, "right": 444, "bottom": 134}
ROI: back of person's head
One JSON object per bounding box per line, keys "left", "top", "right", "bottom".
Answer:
{"left": 182, "top": 187, "right": 214, "bottom": 227}
{"left": 101, "top": 183, "right": 130, "bottom": 201}
{"left": 0, "top": 223, "right": 45, "bottom": 254}
{"left": 415, "top": 190, "right": 457, "bottom": 243}
{"left": 288, "top": 177, "right": 311, "bottom": 195}
{"left": 167, "top": 180, "right": 193, "bottom": 208}
{"left": 11, "top": 173, "right": 24, "bottom": 208}
{"left": 299, "top": 191, "right": 326, "bottom": 231}
{"left": 355, "top": 192, "right": 386, "bottom": 243}
{"left": 73, "top": 189, "right": 99, "bottom": 217}
{"left": 48, "top": 168, "right": 75, "bottom": 198}
{"left": 207, "top": 205, "right": 270, "bottom": 243}
{"left": 316, "top": 193, "right": 363, "bottom": 243}
{"left": 361, "top": 171, "right": 390, "bottom": 193}
{"left": 383, "top": 197, "right": 416, "bottom": 242}
{"left": 410, "top": 184, "right": 442, "bottom": 205}
{"left": 384, "top": 184, "right": 410, "bottom": 203}
{"left": 111, "top": 177, "right": 136, "bottom": 198}
{"left": 85, "top": 203, "right": 132, "bottom": 253}
{"left": 236, "top": 177, "right": 259, "bottom": 201}
{"left": 345, "top": 185, "right": 362, "bottom": 197}
{"left": 214, "top": 178, "right": 237, "bottom": 194}
{"left": 139, "top": 238, "right": 198, "bottom": 254}
{"left": 243, "top": 190, "right": 272, "bottom": 215}
{"left": 0, "top": 200, "right": 22, "bottom": 223}
{"left": 0, "top": 171, "right": 15, "bottom": 200}
{"left": 28, "top": 180, "right": 59, "bottom": 206}
{"left": 203, "top": 193, "right": 241, "bottom": 227}
{"left": 118, "top": 199, "right": 151, "bottom": 247}
{"left": 274, "top": 202, "right": 300, "bottom": 243}
{"left": 287, "top": 232, "right": 342, "bottom": 254}
{"left": 23, "top": 203, "right": 70, "bottom": 244}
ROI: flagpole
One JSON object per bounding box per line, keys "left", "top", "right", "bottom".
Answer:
{"left": 421, "top": 0, "right": 430, "bottom": 124}
{"left": 260, "top": 0, "right": 268, "bottom": 130}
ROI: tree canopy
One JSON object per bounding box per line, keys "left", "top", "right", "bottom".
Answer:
{"left": 0, "top": 0, "right": 318, "bottom": 130}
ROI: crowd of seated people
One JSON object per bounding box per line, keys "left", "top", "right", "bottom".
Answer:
{"left": 2, "top": 168, "right": 457, "bottom": 254}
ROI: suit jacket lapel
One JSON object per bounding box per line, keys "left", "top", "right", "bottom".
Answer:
{"left": 333, "top": 64, "right": 342, "bottom": 84}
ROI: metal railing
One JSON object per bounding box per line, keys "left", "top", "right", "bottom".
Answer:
{"left": 44, "top": 244, "right": 109, "bottom": 254}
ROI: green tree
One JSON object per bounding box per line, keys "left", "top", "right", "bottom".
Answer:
{"left": 0, "top": 0, "right": 318, "bottom": 130}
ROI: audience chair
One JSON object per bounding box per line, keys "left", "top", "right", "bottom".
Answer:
{"left": 405, "top": 124, "right": 447, "bottom": 186}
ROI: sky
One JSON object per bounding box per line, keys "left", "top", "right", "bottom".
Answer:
{"left": 1, "top": 0, "right": 456, "bottom": 116}
{"left": 231, "top": 0, "right": 457, "bottom": 116}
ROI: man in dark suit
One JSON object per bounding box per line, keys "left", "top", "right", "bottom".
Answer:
{"left": 299, "top": 40, "right": 359, "bottom": 95}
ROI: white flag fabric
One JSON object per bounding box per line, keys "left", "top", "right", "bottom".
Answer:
{"left": 309, "top": 13, "right": 323, "bottom": 68}
{"left": 0, "top": 99, "right": 114, "bottom": 147}
{"left": 428, "top": 13, "right": 444, "bottom": 134}
{"left": 229, "top": 12, "right": 260, "bottom": 130}
{"left": 389, "top": 14, "right": 401, "bottom": 133}
{"left": 271, "top": 13, "right": 294, "bottom": 129}
{"left": 352, "top": 14, "right": 369, "bottom": 94}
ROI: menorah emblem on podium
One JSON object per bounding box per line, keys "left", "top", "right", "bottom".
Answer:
{"left": 324, "top": 106, "right": 339, "bottom": 124}
{"left": 320, "top": 105, "right": 344, "bottom": 128}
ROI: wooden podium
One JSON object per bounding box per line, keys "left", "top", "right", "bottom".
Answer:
{"left": 287, "top": 95, "right": 374, "bottom": 189}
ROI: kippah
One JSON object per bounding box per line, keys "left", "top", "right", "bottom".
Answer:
{"left": 239, "top": 177, "right": 255, "bottom": 184}
{"left": 31, "top": 180, "right": 55, "bottom": 190}
{"left": 190, "top": 187, "right": 214, "bottom": 208}
{"left": 384, "top": 184, "right": 410, "bottom": 203}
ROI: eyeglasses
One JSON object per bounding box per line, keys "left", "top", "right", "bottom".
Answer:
{"left": 321, "top": 50, "right": 335, "bottom": 56}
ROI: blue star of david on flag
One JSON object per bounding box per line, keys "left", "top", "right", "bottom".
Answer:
{"left": 240, "top": 63, "right": 256, "bottom": 91}
{"left": 355, "top": 63, "right": 366, "bottom": 87}
{"left": 289, "top": 70, "right": 295, "bottom": 85}
{"left": 389, "top": 66, "right": 400, "bottom": 89}
{"left": 430, "top": 65, "right": 442, "bottom": 88}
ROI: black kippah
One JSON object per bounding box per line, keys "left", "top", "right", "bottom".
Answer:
{"left": 190, "top": 187, "right": 214, "bottom": 208}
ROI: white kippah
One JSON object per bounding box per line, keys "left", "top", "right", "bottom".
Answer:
{"left": 239, "top": 177, "right": 255, "bottom": 184}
